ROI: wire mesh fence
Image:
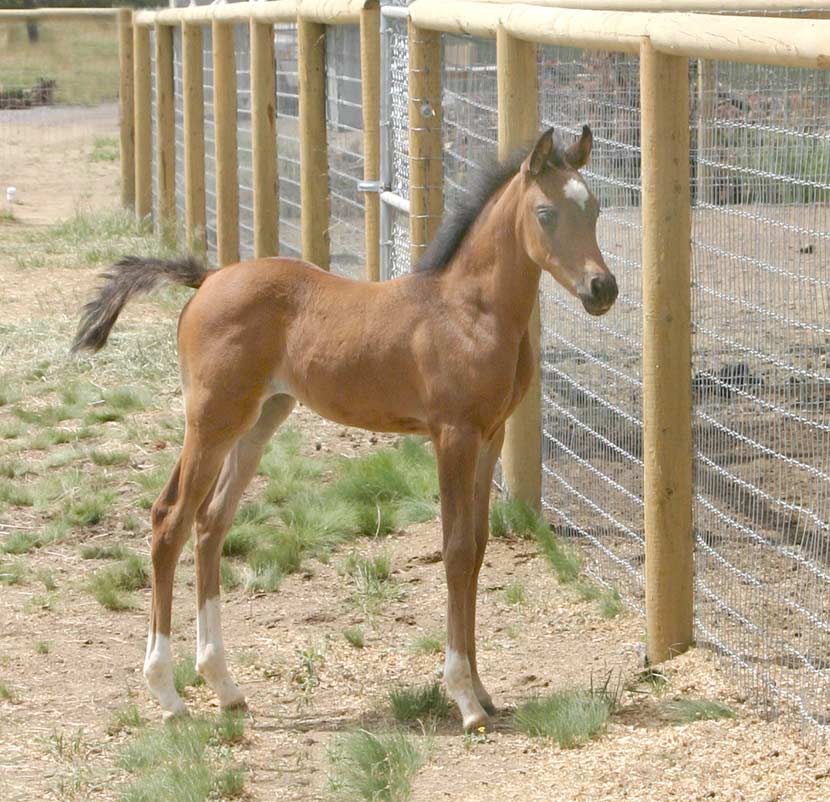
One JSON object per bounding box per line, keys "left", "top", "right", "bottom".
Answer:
{"left": 275, "top": 22, "right": 302, "bottom": 260}
{"left": 538, "top": 46, "right": 646, "bottom": 609}
{"left": 327, "top": 24, "right": 365, "bottom": 279}
{"left": 691, "top": 60, "right": 830, "bottom": 729}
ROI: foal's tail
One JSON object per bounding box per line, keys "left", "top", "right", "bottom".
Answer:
{"left": 72, "top": 255, "right": 209, "bottom": 353}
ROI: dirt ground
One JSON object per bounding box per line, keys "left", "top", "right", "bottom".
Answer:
{"left": 1, "top": 105, "right": 829, "bottom": 802}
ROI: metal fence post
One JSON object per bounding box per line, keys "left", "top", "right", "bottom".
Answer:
{"left": 497, "top": 28, "right": 542, "bottom": 511}
{"left": 155, "top": 23, "right": 176, "bottom": 242}
{"left": 360, "top": 2, "right": 381, "bottom": 281}
{"left": 133, "top": 23, "right": 152, "bottom": 222}
{"left": 298, "top": 18, "right": 330, "bottom": 269}
{"left": 182, "top": 22, "right": 206, "bottom": 256}
{"left": 640, "top": 37, "right": 694, "bottom": 665}
{"left": 213, "top": 20, "right": 240, "bottom": 267}
{"left": 407, "top": 21, "right": 442, "bottom": 267}
{"left": 118, "top": 9, "right": 135, "bottom": 211}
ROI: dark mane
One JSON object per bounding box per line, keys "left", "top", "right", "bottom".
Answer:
{"left": 416, "top": 138, "right": 573, "bottom": 273}
{"left": 415, "top": 149, "right": 527, "bottom": 273}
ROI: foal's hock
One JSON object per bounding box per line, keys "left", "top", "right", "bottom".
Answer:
{"left": 74, "top": 126, "right": 616, "bottom": 731}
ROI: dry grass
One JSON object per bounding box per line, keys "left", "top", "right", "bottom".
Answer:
{"left": 0, "top": 20, "right": 119, "bottom": 106}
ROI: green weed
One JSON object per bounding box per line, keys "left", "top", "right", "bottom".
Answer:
{"left": 514, "top": 687, "right": 615, "bottom": 747}
{"left": 389, "top": 682, "right": 451, "bottom": 726}
{"left": 344, "top": 553, "right": 399, "bottom": 615}
{"left": 328, "top": 729, "right": 427, "bottom": 802}
{"left": 80, "top": 543, "right": 130, "bottom": 561}
{"left": 88, "top": 553, "right": 149, "bottom": 610}
{"left": 503, "top": 579, "right": 527, "bottom": 606}
{"left": 490, "top": 497, "right": 540, "bottom": 539}
{"left": 343, "top": 626, "right": 365, "bottom": 649}
{"left": 90, "top": 136, "right": 119, "bottom": 162}
{"left": 660, "top": 698, "right": 735, "bottom": 724}
{"left": 173, "top": 656, "right": 205, "bottom": 696}
{"left": 1, "top": 531, "right": 40, "bottom": 555}
{"left": 410, "top": 631, "right": 444, "bottom": 655}
{"left": 90, "top": 449, "right": 130, "bottom": 467}
{"left": 0, "top": 559, "right": 26, "bottom": 585}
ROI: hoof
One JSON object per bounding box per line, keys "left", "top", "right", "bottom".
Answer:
{"left": 162, "top": 706, "right": 190, "bottom": 724}
{"left": 462, "top": 711, "right": 491, "bottom": 733}
{"left": 221, "top": 696, "right": 248, "bottom": 713}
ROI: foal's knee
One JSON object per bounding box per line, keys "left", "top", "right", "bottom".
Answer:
{"left": 443, "top": 535, "right": 477, "bottom": 581}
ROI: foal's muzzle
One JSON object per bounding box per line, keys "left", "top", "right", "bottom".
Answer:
{"left": 581, "top": 273, "right": 618, "bottom": 316}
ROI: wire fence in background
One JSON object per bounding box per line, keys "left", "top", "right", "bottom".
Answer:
{"left": 0, "top": 18, "right": 120, "bottom": 223}
{"left": 203, "top": 26, "right": 218, "bottom": 260}
{"left": 173, "top": 28, "right": 185, "bottom": 227}
{"left": 382, "top": 9, "right": 411, "bottom": 279}
{"left": 275, "top": 23, "right": 301, "bottom": 259}
{"left": 235, "top": 25, "right": 254, "bottom": 261}
{"left": 691, "top": 60, "right": 830, "bottom": 729}
{"left": 327, "top": 24, "right": 365, "bottom": 279}
{"left": 538, "top": 47, "right": 646, "bottom": 609}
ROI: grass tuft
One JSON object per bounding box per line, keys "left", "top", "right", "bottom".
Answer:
{"left": 514, "top": 685, "right": 617, "bottom": 747}
{"left": 80, "top": 543, "right": 130, "bottom": 561}
{"left": 410, "top": 631, "right": 444, "bottom": 655}
{"left": 90, "top": 449, "right": 130, "bottom": 467}
{"left": 0, "top": 560, "right": 26, "bottom": 585}
{"left": 0, "top": 680, "right": 17, "bottom": 702}
{"left": 344, "top": 553, "right": 399, "bottom": 615}
{"left": 118, "top": 716, "right": 245, "bottom": 802}
{"left": 389, "top": 682, "right": 451, "bottom": 725}
{"left": 328, "top": 729, "right": 428, "bottom": 802}
{"left": 109, "top": 703, "right": 145, "bottom": 735}
{"left": 173, "top": 656, "right": 205, "bottom": 696}
{"left": 660, "top": 698, "right": 735, "bottom": 724}
{"left": 88, "top": 553, "right": 149, "bottom": 610}
{"left": 490, "top": 497, "right": 541, "bottom": 539}
{"left": 90, "top": 136, "right": 119, "bottom": 162}
{"left": 343, "top": 626, "right": 365, "bottom": 649}
{"left": 503, "top": 579, "right": 527, "bottom": 606}
{"left": 1, "top": 531, "right": 41, "bottom": 555}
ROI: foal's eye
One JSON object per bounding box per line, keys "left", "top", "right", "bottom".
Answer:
{"left": 536, "top": 207, "right": 558, "bottom": 228}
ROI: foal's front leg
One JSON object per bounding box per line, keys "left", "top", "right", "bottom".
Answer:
{"left": 433, "top": 425, "right": 489, "bottom": 731}
{"left": 466, "top": 425, "right": 505, "bottom": 715}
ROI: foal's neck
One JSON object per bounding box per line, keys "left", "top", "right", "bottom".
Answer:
{"left": 439, "top": 175, "right": 540, "bottom": 340}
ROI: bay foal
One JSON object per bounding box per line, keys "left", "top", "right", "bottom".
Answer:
{"left": 74, "top": 127, "right": 617, "bottom": 731}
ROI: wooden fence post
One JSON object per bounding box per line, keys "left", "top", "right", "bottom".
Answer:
{"left": 360, "top": 2, "right": 381, "bottom": 281}
{"left": 118, "top": 9, "right": 135, "bottom": 211}
{"left": 298, "top": 19, "right": 330, "bottom": 269}
{"left": 133, "top": 23, "right": 152, "bottom": 222}
{"left": 212, "top": 20, "right": 239, "bottom": 267}
{"left": 497, "top": 28, "right": 542, "bottom": 511}
{"left": 182, "top": 22, "right": 206, "bottom": 256}
{"left": 407, "top": 21, "right": 442, "bottom": 267}
{"left": 640, "top": 38, "right": 694, "bottom": 665}
{"left": 251, "top": 20, "right": 279, "bottom": 259}
{"left": 155, "top": 22, "right": 176, "bottom": 242}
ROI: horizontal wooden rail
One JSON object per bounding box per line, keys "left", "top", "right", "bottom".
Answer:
{"left": 134, "top": 0, "right": 377, "bottom": 27}
{"left": 469, "top": 0, "right": 830, "bottom": 16}
{"left": 407, "top": 0, "right": 830, "bottom": 67}
{"left": 0, "top": 8, "right": 117, "bottom": 19}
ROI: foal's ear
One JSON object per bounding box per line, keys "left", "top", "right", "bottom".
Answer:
{"left": 524, "top": 128, "right": 556, "bottom": 178}
{"left": 565, "top": 125, "right": 593, "bottom": 169}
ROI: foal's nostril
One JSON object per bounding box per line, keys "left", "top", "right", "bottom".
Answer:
{"left": 591, "top": 274, "right": 618, "bottom": 306}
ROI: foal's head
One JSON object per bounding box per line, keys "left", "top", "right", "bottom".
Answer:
{"left": 517, "top": 127, "right": 617, "bottom": 316}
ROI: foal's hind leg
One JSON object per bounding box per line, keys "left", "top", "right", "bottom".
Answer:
{"left": 144, "top": 431, "right": 235, "bottom": 719}
{"left": 193, "top": 394, "right": 296, "bottom": 709}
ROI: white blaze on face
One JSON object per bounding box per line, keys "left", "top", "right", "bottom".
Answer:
{"left": 564, "top": 177, "right": 590, "bottom": 210}
{"left": 144, "top": 631, "right": 186, "bottom": 717}
{"left": 196, "top": 597, "right": 245, "bottom": 708}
